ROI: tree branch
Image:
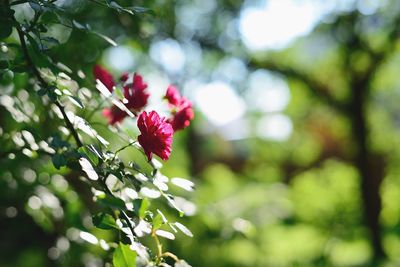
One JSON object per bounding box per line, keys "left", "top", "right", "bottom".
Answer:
{"left": 16, "top": 26, "right": 83, "bottom": 148}
{"left": 249, "top": 59, "right": 347, "bottom": 113}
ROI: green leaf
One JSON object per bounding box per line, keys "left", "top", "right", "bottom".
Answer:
{"left": 164, "top": 194, "right": 184, "bottom": 216}
{"left": 152, "top": 214, "right": 163, "bottom": 230}
{"left": 113, "top": 243, "right": 136, "bottom": 267}
{"left": 97, "top": 194, "right": 126, "bottom": 210}
{"left": 52, "top": 153, "right": 66, "bottom": 169}
{"left": 42, "top": 36, "right": 60, "bottom": 46}
{"left": 157, "top": 209, "right": 168, "bottom": 223}
{"left": 87, "top": 144, "right": 103, "bottom": 160}
{"left": 79, "top": 157, "right": 98, "bottom": 180}
{"left": 78, "top": 146, "right": 99, "bottom": 166}
{"left": 40, "top": 1, "right": 63, "bottom": 12}
{"left": 24, "top": 34, "right": 53, "bottom": 67}
{"left": 72, "top": 20, "right": 116, "bottom": 46}
{"left": 155, "top": 229, "right": 175, "bottom": 240}
{"left": 47, "top": 90, "right": 58, "bottom": 101}
{"left": 109, "top": 1, "right": 125, "bottom": 12}
{"left": 68, "top": 95, "right": 85, "bottom": 109}
{"left": 114, "top": 86, "right": 125, "bottom": 100}
{"left": 174, "top": 222, "right": 193, "bottom": 237}
{"left": 50, "top": 134, "right": 69, "bottom": 149}
{"left": 41, "top": 12, "right": 57, "bottom": 25}
{"left": 171, "top": 177, "right": 195, "bottom": 191}
{"left": 72, "top": 20, "right": 87, "bottom": 30}
{"left": 37, "top": 88, "right": 47, "bottom": 96}
{"left": 129, "top": 6, "right": 154, "bottom": 14}
{"left": 92, "top": 213, "right": 118, "bottom": 230}
{"left": 29, "top": 1, "right": 42, "bottom": 12}
{"left": 25, "top": 34, "right": 41, "bottom": 54}
{"left": 133, "top": 198, "right": 149, "bottom": 219}
{"left": 93, "top": 31, "right": 117, "bottom": 47}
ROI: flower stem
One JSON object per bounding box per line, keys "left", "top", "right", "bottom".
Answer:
{"left": 152, "top": 230, "right": 163, "bottom": 265}
{"left": 162, "top": 252, "right": 180, "bottom": 262}
{"left": 111, "top": 141, "right": 137, "bottom": 161}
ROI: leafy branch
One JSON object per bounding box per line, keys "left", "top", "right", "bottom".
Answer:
{"left": 14, "top": 12, "right": 142, "bottom": 247}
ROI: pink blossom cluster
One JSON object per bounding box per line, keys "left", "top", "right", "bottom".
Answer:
{"left": 165, "top": 85, "right": 195, "bottom": 132}
{"left": 93, "top": 65, "right": 194, "bottom": 161}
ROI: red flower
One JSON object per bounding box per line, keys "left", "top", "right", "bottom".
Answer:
{"left": 137, "top": 111, "right": 173, "bottom": 161}
{"left": 168, "top": 98, "right": 194, "bottom": 131}
{"left": 102, "top": 105, "right": 127, "bottom": 125}
{"left": 133, "top": 72, "right": 147, "bottom": 91}
{"left": 178, "top": 97, "right": 192, "bottom": 109}
{"left": 120, "top": 72, "right": 129, "bottom": 82}
{"left": 124, "top": 73, "right": 149, "bottom": 111}
{"left": 165, "top": 85, "right": 181, "bottom": 106}
{"left": 165, "top": 86, "right": 194, "bottom": 131}
{"left": 93, "top": 65, "right": 115, "bottom": 92}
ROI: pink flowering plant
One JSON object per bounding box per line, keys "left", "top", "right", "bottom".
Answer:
{"left": 91, "top": 66, "right": 194, "bottom": 266}
{"left": 0, "top": 2, "right": 194, "bottom": 266}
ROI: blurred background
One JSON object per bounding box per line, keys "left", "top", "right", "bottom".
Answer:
{"left": 2, "top": 0, "right": 400, "bottom": 266}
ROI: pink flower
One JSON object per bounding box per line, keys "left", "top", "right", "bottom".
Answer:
{"left": 137, "top": 111, "right": 173, "bottom": 161}
{"left": 102, "top": 105, "right": 127, "bottom": 125}
{"left": 168, "top": 105, "right": 194, "bottom": 131}
{"left": 93, "top": 65, "right": 115, "bottom": 92}
{"left": 124, "top": 73, "right": 149, "bottom": 111}
{"left": 165, "top": 85, "right": 181, "bottom": 106}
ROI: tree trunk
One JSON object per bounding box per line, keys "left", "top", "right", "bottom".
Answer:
{"left": 350, "top": 81, "right": 385, "bottom": 261}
